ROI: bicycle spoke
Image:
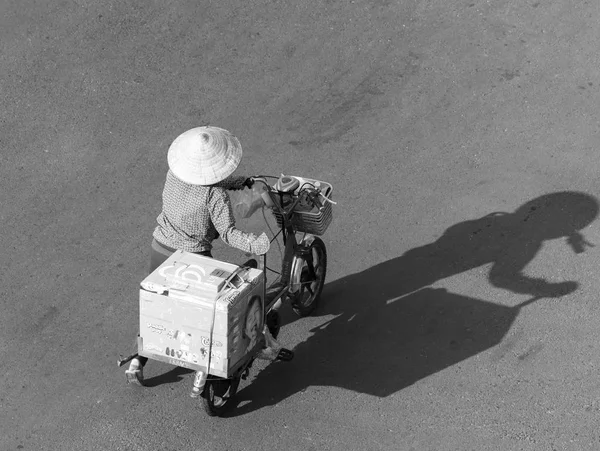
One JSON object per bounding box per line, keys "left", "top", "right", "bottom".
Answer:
{"left": 300, "top": 286, "right": 308, "bottom": 300}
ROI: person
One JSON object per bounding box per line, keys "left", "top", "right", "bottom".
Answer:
{"left": 126, "top": 126, "right": 275, "bottom": 392}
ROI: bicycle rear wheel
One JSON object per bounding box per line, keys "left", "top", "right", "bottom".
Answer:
{"left": 202, "top": 376, "right": 239, "bottom": 417}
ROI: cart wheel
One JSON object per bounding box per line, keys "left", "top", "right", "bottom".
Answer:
{"left": 202, "top": 376, "right": 239, "bottom": 417}
{"left": 266, "top": 310, "right": 281, "bottom": 339}
{"left": 291, "top": 237, "right": 327, "bottom": 317}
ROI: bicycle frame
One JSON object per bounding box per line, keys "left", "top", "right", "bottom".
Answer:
{"left": 258, "top": 180, "right": 319, "bottom": 312}
{"left": 120, "top": 175, "right": 330, "bottom": 417}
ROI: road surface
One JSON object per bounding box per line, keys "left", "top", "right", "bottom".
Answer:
{"left": 2, "top": 0, "right": 600, "bottom": 450}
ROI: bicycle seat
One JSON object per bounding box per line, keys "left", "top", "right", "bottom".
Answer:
{"left": 241, "top": 259, "right": 258, "bottom": 269}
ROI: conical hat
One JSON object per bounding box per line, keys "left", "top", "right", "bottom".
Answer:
{"left": 167, "top": 126, "right": 242, "bottom": 185}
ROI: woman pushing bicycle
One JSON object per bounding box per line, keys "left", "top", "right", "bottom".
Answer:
{"left": 126, "top": 125, "right": 274, "bottom": 389}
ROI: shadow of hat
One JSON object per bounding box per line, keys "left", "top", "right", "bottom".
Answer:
{"left": 512, "top": 191, "right": 598, "bottom": 239}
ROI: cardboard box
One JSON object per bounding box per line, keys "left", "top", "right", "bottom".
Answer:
{"left": 137, "top": 250, "right": 265, "bottom": 378}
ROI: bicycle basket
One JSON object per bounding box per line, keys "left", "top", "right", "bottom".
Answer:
{"left": 271, "top": 177, "right": 334, "bottom": 235}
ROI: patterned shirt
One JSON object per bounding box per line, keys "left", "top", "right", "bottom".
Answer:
{"left": 153, "top": 170, "right": 267, "bottom": 254}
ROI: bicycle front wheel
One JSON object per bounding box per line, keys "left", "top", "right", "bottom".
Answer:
{"left": 290, "top": 237, "right": 327, "bottom": 317}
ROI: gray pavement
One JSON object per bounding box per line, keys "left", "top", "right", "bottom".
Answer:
{"left": 2, "top": 0, "right": 600, "bottom": 450}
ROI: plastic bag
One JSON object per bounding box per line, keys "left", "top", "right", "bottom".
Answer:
{"left": 231, "top": 184, "right": 267, "bottom": 218}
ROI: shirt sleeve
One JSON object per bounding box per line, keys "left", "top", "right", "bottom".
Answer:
{"left": 207, "top": 187, "right": 264, "bottom": 253}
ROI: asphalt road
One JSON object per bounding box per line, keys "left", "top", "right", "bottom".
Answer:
{"left": 2, "top": 0, "right": 600, "bottom": 450}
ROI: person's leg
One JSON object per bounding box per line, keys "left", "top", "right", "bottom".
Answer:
{"left": 125, "top": 355, "right": 145, "bottom": 386}
{"left": 149, "top": 238, "right": 177, "bottom": 273}
{"left": 188, "top": 249, "right": 212, "bottom": 396}
{"left": 126, "top": 239, "right": 177, "bottom": 385}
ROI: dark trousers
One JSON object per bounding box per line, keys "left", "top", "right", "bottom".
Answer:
{"left": 149, "top": 239, "right": 212, "bottom": 273}
{"left": 138, "top": 240, "right": 212, "bottom": 367}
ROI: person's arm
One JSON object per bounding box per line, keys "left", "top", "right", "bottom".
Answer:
{"left": 207, "top": 187, "right": 270, "bottom": 254}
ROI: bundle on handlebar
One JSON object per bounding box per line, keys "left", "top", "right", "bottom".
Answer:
{"left": 253, "top": 174, "right": 334, "bottom": 236}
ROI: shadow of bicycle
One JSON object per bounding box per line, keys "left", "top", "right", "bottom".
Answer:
{"left": 142, "top": 366, "right": 195, "bottom": 388}
{"left": 229, "top": 191, "right": 598, "bottom": 415}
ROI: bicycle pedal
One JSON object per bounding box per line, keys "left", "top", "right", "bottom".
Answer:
{"left": 241, "top": 366, "right": 251, "bottom": 380}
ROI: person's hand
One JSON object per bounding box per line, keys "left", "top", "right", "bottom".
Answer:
{"left": 251, "top": 232, "right": 270, "bottom": 255}
{"left": 567, "top": 231, "right": 595, "bottom": 254}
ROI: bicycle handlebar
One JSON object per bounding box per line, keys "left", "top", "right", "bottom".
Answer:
{"left": 251, "top": 176, "right": 324, "bottom": 212}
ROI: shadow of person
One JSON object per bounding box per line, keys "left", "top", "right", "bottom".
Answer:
{"left": 229, "top": 191, "right": 598, "bottom": 415}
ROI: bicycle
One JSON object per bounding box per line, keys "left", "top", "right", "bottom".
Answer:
{"left": 118, "top": 174, "right": 334, "bottom": 417}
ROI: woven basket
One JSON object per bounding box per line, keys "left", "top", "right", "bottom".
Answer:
{"left": 272, "top": 179, "right": 333, "bottom": 235}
